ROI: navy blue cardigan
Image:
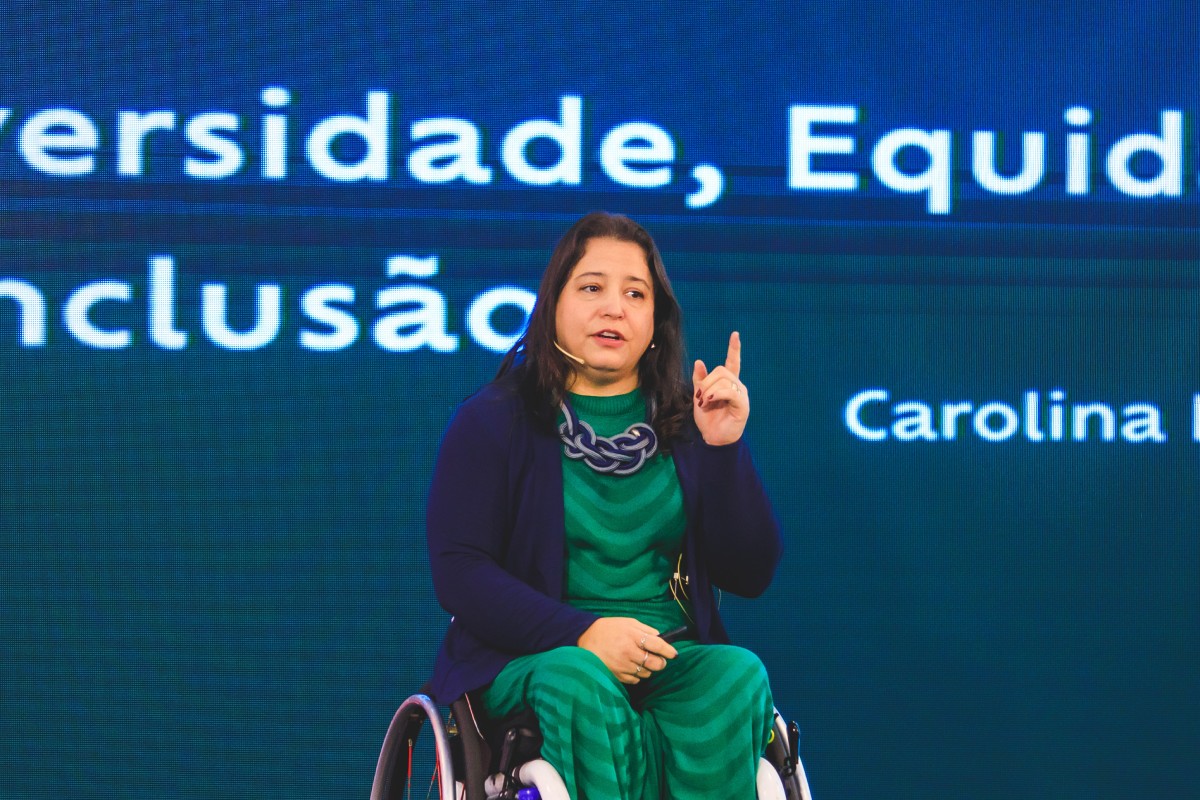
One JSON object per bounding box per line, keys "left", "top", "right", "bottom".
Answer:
{"left": 426, "top": 377, "right": 783, "bottom": 704}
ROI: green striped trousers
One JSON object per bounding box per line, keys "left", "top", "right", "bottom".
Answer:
{"left": 481, "top": 641, "right": 774, "bottom": 799}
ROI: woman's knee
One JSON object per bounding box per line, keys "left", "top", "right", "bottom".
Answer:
{"left": 701, "top": 644, "right": 773, "bottom": 702}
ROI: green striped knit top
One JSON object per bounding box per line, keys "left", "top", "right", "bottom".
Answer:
{"left": 560, "top": 388, "right": 692, "bottom": 634}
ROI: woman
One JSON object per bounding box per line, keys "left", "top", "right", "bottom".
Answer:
{"left": 426, "top": 211, "right": 783, "bottom": 799}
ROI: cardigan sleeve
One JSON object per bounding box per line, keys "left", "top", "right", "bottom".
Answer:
{"left": 687, "top": 437, "right": 783, "bottom": 598}
{"left": 426, "top": 388, "right": 598, "bottom": 654}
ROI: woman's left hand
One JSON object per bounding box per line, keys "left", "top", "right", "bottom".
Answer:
{"left": 692, "top": 331, "right": 749, "bottom": 446}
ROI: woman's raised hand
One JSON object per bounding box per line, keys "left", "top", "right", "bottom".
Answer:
{"left": 577, "top": 617, "right": 678, "bottom": 685}
{"left": 692, "top": 331, "right": 749, "bottom": 446}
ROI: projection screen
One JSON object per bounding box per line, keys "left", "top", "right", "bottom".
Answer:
{"left": 1, "top": 4, "right": 1196, "bottom": 799}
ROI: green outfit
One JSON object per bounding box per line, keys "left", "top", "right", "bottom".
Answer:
{"left": 482, "top": 389, "right": 774, "bottom": 799}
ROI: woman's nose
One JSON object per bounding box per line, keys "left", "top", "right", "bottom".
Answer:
{"left": 599, "top": 290, "right": 625, "bottom": 317}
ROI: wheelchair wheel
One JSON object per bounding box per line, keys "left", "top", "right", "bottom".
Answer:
{"left": 764, "top": 710, "right": 813, "bottom": 800}
{"left": 371, "top": 693, "right": 460, "bottom": 800}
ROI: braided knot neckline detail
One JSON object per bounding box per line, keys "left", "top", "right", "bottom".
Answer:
{"left": 558, "top": 398, "right": 658, "bottom": 476}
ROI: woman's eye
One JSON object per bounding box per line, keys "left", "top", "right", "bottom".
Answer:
{"left": 581, "top": 284, "right": 599, "bottom": 293}
{"left": 627, "top": 290, "right": 644, "bottom": 299}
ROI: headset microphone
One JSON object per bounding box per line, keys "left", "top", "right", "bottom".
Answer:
{"left": 553, "top": 340, "right": 586, "bottom": 365}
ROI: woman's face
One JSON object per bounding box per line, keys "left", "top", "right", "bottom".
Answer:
{"left": 554, "top": 237, "right": 656, "bottom": 396}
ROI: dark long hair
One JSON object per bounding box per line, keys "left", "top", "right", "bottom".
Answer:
{"left": 496, "top": 211, "right": 692, "bottom": 445}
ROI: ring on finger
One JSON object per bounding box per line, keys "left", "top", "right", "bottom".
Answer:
{"left": 641, "top": 650, "right": 651, "bottom": 668}
{"left": 639, "top": 634, "right": 648, "bottom": 649}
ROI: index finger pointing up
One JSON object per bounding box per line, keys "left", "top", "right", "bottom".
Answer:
{"left": 725, "top": 331, "right": 741, "bottom": 377}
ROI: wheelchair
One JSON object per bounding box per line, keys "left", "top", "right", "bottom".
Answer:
{"left": 370, "top": 686, "right": 813, "bottom": 800}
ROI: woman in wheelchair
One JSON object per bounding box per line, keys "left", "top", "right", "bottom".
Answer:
{"left": 425, "top": 211, "right": 784, "bottom": 799}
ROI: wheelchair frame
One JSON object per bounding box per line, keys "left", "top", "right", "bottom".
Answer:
{"left": 371, "top": 690, "right": 813, "bottom": 800}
